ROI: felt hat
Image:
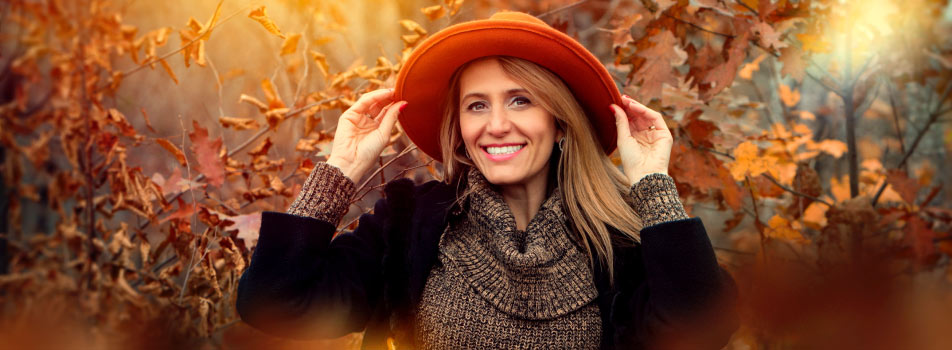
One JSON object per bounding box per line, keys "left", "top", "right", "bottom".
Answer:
{"left": 394, "top": 10, "right": 622, "bottom": 162}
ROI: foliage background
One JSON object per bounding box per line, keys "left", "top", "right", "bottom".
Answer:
{"left": 2, "top": 0, "right": 952, "bottom": 349}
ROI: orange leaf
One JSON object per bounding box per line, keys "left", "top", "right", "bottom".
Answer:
{"left": 815, "top": 139, "right": 847, "bottom": 158}
{"left": 248, "top": 6, "right": 285, "bottom": 38}
{"left": 158, "top": 58, "right": 178, "bottom": 84}
{"left": 738, "top": 53, "right": 766, "bottom": 80}
{"left": 779, "top": 84, "right": 800, "bottom": 107}
{"left": 261, "top": 79, "right": 286, "bottom": 109}
{"left": 729, "top": 141, "right": 772, "bottom": 181}
{"left": 421, "top": 5, "right": 445, "bottom": 20}
{"left": 780, "top": 46, "right": 806, "bottom": 82}
{"left": 400, "top": 20, "right": 427, "bottom": 35}
{"left": 219, "top": 116, "right": 260, "bottom": 130}
{"left": 766, "top": 215, "right": 809, "bottom": 244}
{"left": 188, "top": 121, "right": 226, "bottom": 187}
{"left": 199, "top": 0, "right": 224, "bottom": 41}
{"left": 156, "top": 139, "right": 187, "bottom": 167}
{"left": 310, "top": 51, "right": 330, "bottom": 77}
{"left": 280, "top": 33, "right": 301, "bottom": 56}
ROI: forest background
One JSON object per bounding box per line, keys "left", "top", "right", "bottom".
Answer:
{"left": 2, "top": 0, "right": 952, "bottom": 349}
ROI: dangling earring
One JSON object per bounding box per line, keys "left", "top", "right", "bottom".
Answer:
{"left": 558, "top": 137, "right": 565, "bottom": 152}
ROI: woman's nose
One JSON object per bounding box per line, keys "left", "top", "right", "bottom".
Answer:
{"left": 486, "top": 107, "right": 511, "bottom": 136}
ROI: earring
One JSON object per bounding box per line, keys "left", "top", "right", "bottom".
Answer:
{"left": 558, "top": 137, "right": 565, "bottom": 152}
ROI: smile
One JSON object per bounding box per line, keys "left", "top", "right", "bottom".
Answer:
{"left": 481, "top": 143, "right": 526, "bottom": 161}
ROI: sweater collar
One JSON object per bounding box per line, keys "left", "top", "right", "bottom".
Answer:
{"left": 437, "top": 167, "right": 598, "bottom": 320}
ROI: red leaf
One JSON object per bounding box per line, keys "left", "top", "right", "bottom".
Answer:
{"left": 188, "top": 121, "right": 226, "bottom": 187}
{"left": 886, "top": 169, "right": 920, "bottom": 204}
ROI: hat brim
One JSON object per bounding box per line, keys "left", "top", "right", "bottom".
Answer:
{"left": 395, "top": 15, "right": 621, "bottom": 162}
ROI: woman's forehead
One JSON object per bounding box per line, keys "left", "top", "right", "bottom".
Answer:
{"left": 459, "top": 59, "right": 526, "bottom": 97}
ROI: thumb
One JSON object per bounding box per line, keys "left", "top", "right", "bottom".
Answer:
{"left": 611, "top": 104, "right": 630, "bottom": 141}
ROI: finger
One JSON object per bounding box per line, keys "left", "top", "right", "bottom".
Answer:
{"left": 610, "top": 104, "right": 631, "bottom": 140}
{"left": 350, "top": 88, "right": 395, "bottom": 115}
{"left": 625, "top": 99, "right": 667, "bottom": 132}
{"left": 378, "top": 101, "right": 407, "bottom": 136}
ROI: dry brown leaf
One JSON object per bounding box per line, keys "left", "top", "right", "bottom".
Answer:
{"left": 155, "top": 139, "right": 187, "bottom": 167}
{"left": 248, "top": 6, "right": 285, "bottom": 38}
{"left": 158, "top": 58, "right": 178, "bottom": 84}
{"left": 310, "top": 50, "right": 330, "bottom": 77}
{"left": 219, "top": 116, "right": 260, "bottom": 130}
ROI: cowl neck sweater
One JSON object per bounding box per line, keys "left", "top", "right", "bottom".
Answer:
{"left": 414, "top": 168, "right": 601, "bottom": 348}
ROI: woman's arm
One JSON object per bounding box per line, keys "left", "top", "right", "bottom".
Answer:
{"left": 613, "top": 174, "right": 739, "bottom": 349}
{"left": 235, "top": 162, "right": 388, "bottom": 339}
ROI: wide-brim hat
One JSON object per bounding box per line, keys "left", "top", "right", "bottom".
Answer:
{"left": 394, "top": 10, "right": 622, "bottom": 162}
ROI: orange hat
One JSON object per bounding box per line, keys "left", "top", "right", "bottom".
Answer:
{"left": 395, "top": 11, "right": 622, "bottom": 162}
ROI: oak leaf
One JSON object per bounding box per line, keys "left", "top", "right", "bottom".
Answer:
{"left": 188, "top": 121, "right": 226, "bottom": 187}
{"left": 779, "top": 46, "right": 806, "bottom": 82}
{"left": 632, "top": 30, "right": 685, "bottom": 101}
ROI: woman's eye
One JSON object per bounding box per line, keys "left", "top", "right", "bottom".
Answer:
{"left": 510, "top": 96, "right": 531, "bottom": 107}
{"left": 466, "top": 101, "right": 487, "bottom": 111}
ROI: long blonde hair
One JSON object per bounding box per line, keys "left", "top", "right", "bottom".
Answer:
{"left": 438, "top": 56, "right": 644, "bottom": 281}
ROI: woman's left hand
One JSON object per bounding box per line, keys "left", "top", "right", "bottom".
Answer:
{"left": 610, "top": 96, "right": 674, "bottom": 187}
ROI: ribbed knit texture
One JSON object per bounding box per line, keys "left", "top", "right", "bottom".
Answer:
{"left": 282, "top": 163, "right": 692, "bottom": 349}
{"left": 286, "top": 162, "right": 356, "bottom": 224}
{"left": 630, "top": 173, "right": 689, "bottom": 227}
{"left": 414, "top": 168, "right": 602, "bottom": 349}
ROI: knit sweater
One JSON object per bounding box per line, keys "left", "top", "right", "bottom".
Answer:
{"left": 285, "top": 162, "right": 690, "bottom": 348}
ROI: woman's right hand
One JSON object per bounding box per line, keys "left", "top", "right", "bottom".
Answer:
{"left": 326, "top": 88, "right": 407, "bottom": 182}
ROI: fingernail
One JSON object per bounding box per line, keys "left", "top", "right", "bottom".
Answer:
{"left": 399, "top": 102, "right": 408, "bottom": 112}
{"left": 623, "top": 94, "right": 630, "bottom": 99}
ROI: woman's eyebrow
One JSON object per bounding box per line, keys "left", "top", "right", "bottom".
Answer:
{"left": 461, "top": 88, "right": 530, "bottom": 101}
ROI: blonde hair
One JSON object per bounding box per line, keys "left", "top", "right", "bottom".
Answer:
{"left": 438, "top": 56, "right": 644, "bottom": 281}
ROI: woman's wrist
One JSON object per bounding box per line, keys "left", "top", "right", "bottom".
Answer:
{"left": 629, "top": 173, "right": 689, "bottom": 227}
{"left": 326, "top": 156, "right": 366, "bottom": 183}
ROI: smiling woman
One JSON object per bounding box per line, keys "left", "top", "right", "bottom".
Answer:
{"left": 237, "top": 10, "right": 739, "bottom": 350}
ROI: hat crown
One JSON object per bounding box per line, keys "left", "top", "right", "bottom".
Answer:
{"left": 488, "top": 11, "right": 548, "bottom": 26}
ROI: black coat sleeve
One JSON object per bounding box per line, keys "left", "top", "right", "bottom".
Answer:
{"left": 235, "top": 198, "right": 391, "bottom": 339}
{"left": 611, "top": 218, "right": 739, "bottom": 350}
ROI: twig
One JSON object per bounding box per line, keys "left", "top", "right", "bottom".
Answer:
{"left": 872, "top": 82, "right": 952, "bottom": 205}
{"left": 764, "top": 174, "right": 832, "bottom": 206}
{"left": 744, "top": 176, "right": 768, "bottom": 264}
{"left": 177, "top": 114, "right": 201, "bottom": 303}
{"left": 734, "top": 0, "right": 760, "bottom": 17}
{"left": 351, "top": 145, "right": 417, "bottom": 201}
{"left": 206, "top": 53, "right": 226, "bottom": 121}
{"left": 663, "top": 13, "right": 735, "bottom": 38}
{"left": 887, "top": 83, "right": 906, "bottom": 157}
{"left": 537, "top": 0, "right": 589, "bottom": 18}
{"left": 120, "top": 5, "right": 250, "bottom": 78}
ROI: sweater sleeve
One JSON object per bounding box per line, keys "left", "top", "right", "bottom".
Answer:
{"left": 628, "top": 173, "right": 689, "bottom": 227}
{"left": 611, "top": 219, "right": 739, "bottom": 349}
{"left": 286, "top": 161, "right": 356, "bottom": 223}
{"left": 236, "top": 162, "right": 387, "bottom": 339}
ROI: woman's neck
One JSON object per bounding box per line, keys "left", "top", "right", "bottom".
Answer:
{"left": 499, "top": 171, "right": 550, "bottom": 231}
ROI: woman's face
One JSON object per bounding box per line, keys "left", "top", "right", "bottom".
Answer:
{"left": 458, "top": 58, "right": 562, "bottom": 187}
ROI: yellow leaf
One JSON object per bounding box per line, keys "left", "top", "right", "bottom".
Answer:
{"left": 158, "top": 58, "right": 178, "bottom": 84}
{"left": 803, "top": 202, "right": 828, "bottom": 229}
{"left": 239, "top": 94, "right": 268, "bottom": 112}
{"left": 798, "top": 110, "right": 816, "bottom": 120}
{"left": 421, "top": 5, "right": 446, "bottom": 20}
{"left": 400, "top": 19, "right": 427, "bottom": 35}
{"left": 831, "top": 176, "right": 850, "bottom": 203}
{"left": 310, "top": 51, "right": 330, "bottom": 77}
{"left": 816, "top": 139, "right": 847, "bottom": 158}
{"left": 280, "top": 33, "right": 301, "bottom": 56}
{"left": 729, "top": 141, "right": 771, "bottom": 181}
{"left": 766, "top": 215, "right": 810, "bottom": 244}
{"left": 199, "top": 0, "right": 224, "bottom": 41}
{"left": 779, "top": 84, "right": 800, "bottom": 107}
{"left": 248, "top": 6, "right": 285, "bottom": 38}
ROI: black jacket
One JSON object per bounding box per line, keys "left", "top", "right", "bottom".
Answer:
{"left": 236, "top": 177, "right": 738, "bottom": 349}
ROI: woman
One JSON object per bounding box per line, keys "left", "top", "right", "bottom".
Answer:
{"left": 237, "top": 11, "right": 737, "bottom": 350}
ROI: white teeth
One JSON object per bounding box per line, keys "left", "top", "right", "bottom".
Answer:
{"left": 485, "top": 144, "right": 524, "bottom": 155}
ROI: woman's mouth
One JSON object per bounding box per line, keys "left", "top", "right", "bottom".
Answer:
{"left": 481, "top": 143, "right": 526, "bottom": 161}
